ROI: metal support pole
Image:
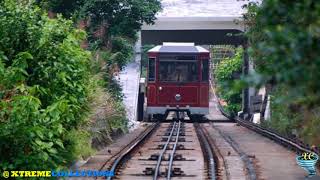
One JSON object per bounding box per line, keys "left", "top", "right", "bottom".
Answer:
{"left": 242, "top": 43, "right": 250, "bottom": 117}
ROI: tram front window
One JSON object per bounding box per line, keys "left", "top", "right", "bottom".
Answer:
{"left": 159, "top": 61, "right": 198, "bottom": 82}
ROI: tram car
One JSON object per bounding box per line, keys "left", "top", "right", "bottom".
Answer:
{"left": 138, "top": 43, "right": 210, "bottom": 121}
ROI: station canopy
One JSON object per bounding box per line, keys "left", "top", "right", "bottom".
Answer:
{"left": 148, "top": 42, "right": 209, "bottom": 53}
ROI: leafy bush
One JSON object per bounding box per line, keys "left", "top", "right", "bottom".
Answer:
{"left": 110, "top": 37, "right": 134, "bottom": 70}
{"left": 38, "top": 0, "right": 161, "bottom": 40}
{"left": 89, "top": 49, "right": 129, "bottom": 135}
{"left": 245, "top": 0, "right": 320, "bottom": 106}
{"left": 215, "top": 48, "right": 243, "bottom": 116}
{"left": 0, "top": 1, "right": 92, "bottom": 170}
{"left": 261, "top": 86, "right": 301, "bottom": 136}
{"left": 211, "top": 45, "right": 235, "bottom": 65}
{"left": 244, "top": 0, "right": 320, "bottom": 145}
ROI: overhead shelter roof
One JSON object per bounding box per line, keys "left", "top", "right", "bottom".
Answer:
{"left": 142, "top": 0, "right": 253, "bottom": 31}
{"left": 148, "top": 43, "right": 209, "bottom": 53}
{"left": 140, "top": 0, "right": 262, "bottom": 45}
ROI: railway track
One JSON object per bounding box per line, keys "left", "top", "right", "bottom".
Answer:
{"left": 194, "top": 123, "right": 216, "bottom": 180}
{"left": 89, "top": 115, "right": 318, "bottom": 180}
{"left": 97, "top": 121, "right": 218, "bottom": 180}
{"left": 97, "top": 123, "right": 159, "bottom": 179}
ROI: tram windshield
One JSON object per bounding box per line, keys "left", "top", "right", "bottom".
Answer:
{"left": 159, "top": 61, "right": 198, "bottom": 82}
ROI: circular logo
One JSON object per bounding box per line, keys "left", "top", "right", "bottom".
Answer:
{"left": 3, "top": 171, "right": 9, "bottom": 178}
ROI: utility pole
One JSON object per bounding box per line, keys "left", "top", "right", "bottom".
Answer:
{"left": 242, "top": 42, "right": 250, "bottom": 119}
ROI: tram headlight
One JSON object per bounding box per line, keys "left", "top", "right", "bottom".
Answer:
{"left": 175, "top": 94, "right": 181, "bottom": 101}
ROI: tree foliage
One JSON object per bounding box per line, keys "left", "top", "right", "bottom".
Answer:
{"left": 215, "top": 48, "right": 243, "bottom": 116}
{"left": 245, "top": 0, "right": 320, "bottom": 106}
{"left": 0, "top": 0, "right": 92, "bottom": 170}
{"left": 38, "top": 0, "right": 161, "bottom": 39}
{"left": 244, "top": 0, "right": 320, "bottom": 145}
{"left": 36, "top": 0, "right": 85, "bottom": 18}
{"left": 0, "top": 0, "right": 162, "bottom": 170}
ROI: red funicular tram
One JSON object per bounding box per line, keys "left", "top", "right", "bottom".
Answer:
{"left": 139, "top": 43, "right": 210, "bottom": 121}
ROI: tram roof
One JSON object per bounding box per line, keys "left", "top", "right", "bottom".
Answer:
{"left": 148, "top": 43, "right": 209, "bottom": 53}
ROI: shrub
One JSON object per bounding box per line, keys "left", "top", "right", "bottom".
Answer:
{"left": 110, "top": 36, "right": 134, "bottom": 70}
{"left": 215, "top": 48, "right": 243, "bottom": 116}
{"left": 0, "top": 0, "right": 91, "bottom": 170}
{"left": 244, "top": 0, "right": 320, "bottom": 146}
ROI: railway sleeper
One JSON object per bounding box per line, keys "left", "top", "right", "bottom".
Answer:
{"left": 167, "top": 123, "right": 185, "bottom": 127}
{"left": 157, "top": 144, "right": 173, "bottom": 150}
{"left": 166, "top": 127, "right": 185, "bottom": 131}
{"left": 143, "top": 168, "right": 185, "bottom": 177}
{"left": 164, "top": 131, "right": 185, "bottom": 136}
{"left": 177, "top": 144, "right": 186, "bottom": 150}
{"left": 165, "top": 131, "right": 185, "bottom": 136}
{"left": 153, "top": 144, "right": 187, "bottom": 150}
{"left": 147, "top": 153, "right": 188, "bottom": 161}
{"left": 161, "top": 137, "right": 186, "bottom": 142}
{"left": 148, "top": 154, "right": 170, "bottom": 161}
{"left": 165, "top": 126, "right": 186, "bottom": 132}
{"left": 168, "top": 167, "right": 185, "bottom": 176}
{"left": 172, "top": 167, "right": 184, "bottom": 176}
{"left": 149, "top": 154, "right": 159, "bottom": 160}
{"left": 173, "top": 154, "right": 186, "bottom": 161}
{"left": 143, "top": 167, "right": 154, "bottom": 175}
{"left": 143, "top": 167, "right": 184, "bottom": 177}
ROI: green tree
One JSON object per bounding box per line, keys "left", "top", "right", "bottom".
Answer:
{"left": 244, "top": 0, "right": 320, "bottom": 145}
{"left": 245, "top": 0, "right": 320, "bottom": 106}
{"left": 0, "top": 0, "right": 92, "bottom": 170}
{"left": 38, "top": 0, "right": 161, "bottom": 39}
{"left": 215, "top": 48, "right": 243, "bottom": 116}
{"left": 36, "top": 0, "right": 85, "bottom": 18}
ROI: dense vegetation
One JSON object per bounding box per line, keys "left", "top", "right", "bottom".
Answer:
{"left": 214, "top": 48, "right": 243, "bottom": 116}
{"left": 0, "top": 0, "right": 161, "bottom": 170}
{"left": 244, "top": 0, "right": 320, "bottom": 146}
{"left": 0, "top": 1, "right": 92, "bottom": 169}
{"left": 37, "top": 0, "right": 161, "bottom": 40}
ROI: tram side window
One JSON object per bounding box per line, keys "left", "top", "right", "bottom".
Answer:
{"left": 148, "top": 58, "right": 155, "bottom": 81}
{"left": 202, "top": 59, "right": 209, "bottom": 82}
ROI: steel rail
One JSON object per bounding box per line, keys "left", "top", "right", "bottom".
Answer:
{"left": 195, "top": 123, "right": 216, "bottom": 180}
{"left": 153, "top": 122, "right": 177, "bottom": 180}
{"left": 105, "top": 123, "right": 159, "bottom": 180}
{"left": 167, "top": 121, "right": 181, "bottom": 180}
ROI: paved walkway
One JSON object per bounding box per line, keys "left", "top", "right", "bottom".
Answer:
{"left": 206, "top": 90, "right": 229, "bottom": 121}
{"left": 116, "top": 53, "right": 141, "bottom": 129}
{"left": 206, "top": 78, "right": 230, "bottom": 121}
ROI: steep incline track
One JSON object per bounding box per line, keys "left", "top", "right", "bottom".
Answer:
{"left": 101, "top": 122, "right": 218, "bottom": 180}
